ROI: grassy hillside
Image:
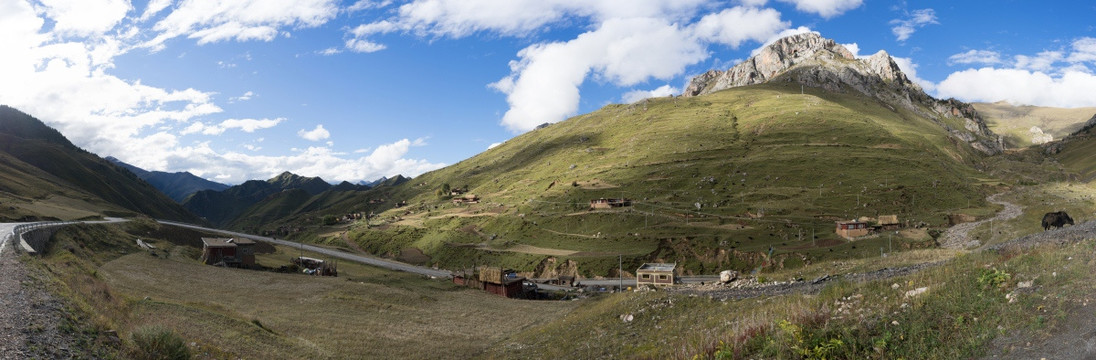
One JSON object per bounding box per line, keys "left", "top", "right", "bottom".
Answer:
{"left": 277, "top": 81, "right": 1008, "bottom": 277}
{"left": 973, "top": 101, "right": 1096, "bottom": 148}
{"left": 0, "top": 106, "right": 198, "bottom": 222}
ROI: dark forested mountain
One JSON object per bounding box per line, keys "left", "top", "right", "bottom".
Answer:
{"left": 106, "top": 157, "right": 229, "bottom": 203}
{"left": 182, "top": 171, "right": 333, "bottom": 226}
{"left": 0, "top": 105, "right": 198, "bottom": 222}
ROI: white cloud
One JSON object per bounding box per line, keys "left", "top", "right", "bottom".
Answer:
{"left": 1068, "top": 37, "right": 1096, "bottom": 63}
{"left": 776, "top": 0, "right": 862, "bottom": 18}
{"left": 487, "top": 142, "right": 502, "bottom": 150}
{"left": 694, "top": 7, "right": 789, "bottom": 48}
{"left": 738, "top": 0, "right": 769, "bottom": 6}
{"left": 298, "top": 124, "right": 331, "bottom": 141}
{"left": 1014, "top": 51, "right": 1064, "bottom": 72}
{"left": 487, "top": 7, "right": 786, "bottom": 132}
{"left": 947, "top": 50, "right": 1002, "bottom": 66}
{"left": 319, "top": 47, "right": 341, "bottom": 55}
{"left": 937, "top": 68, "right": 1096, "bottom": 108}
{"left": 120, "top": 139, "right": 445, "bottom": 184}
{"left": 621, "top": 85, "right": 679, "bottom": 103}
{"left": 140, "top": 0, "right": 173, "bottom": 21}
{"left": 230, "top": 90, "right": 254, "bottom": 102}
{"left": 890, "top": 56, "right": 935, "bottom": 93}
{"left": 144, "top": 0, "right": 340, "bottom": 49}
{"left": 38, "top": 0, "right": 132, "bottom": 37}
{"left": 181, "top": 118, "right": 284, "bottom": 135}
{"left": 343, "top": 0, "right": 711, "bottom": 53}
{"left": 347, "top": 0, "right": 393, "bottom": 12}
{"left": 346, "top": 38, "right": 386, "bottom": 53}
{"left": 890, "top": 8, "right": 937, "bottom": 42}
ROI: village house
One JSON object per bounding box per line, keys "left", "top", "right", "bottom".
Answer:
{"left": 835, "top": 220, "right": 870, "bottom": 239}
{"left": 200, "top": 237, "right": 256, "bottom": 268}
{"left": 452, "top": 193, "right": 480, "bottom": 205}
{"left": 452, "top": 266, "right": 527, "bottom": 298}
{"left": 636, "top": 263, "right": 676, "bottom": 286}
{"left": 589, "top": 198, "right": 632, "bottom": 210}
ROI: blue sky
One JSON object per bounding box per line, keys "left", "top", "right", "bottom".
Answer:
{"left": 1, "top": 0, "right": 1095, "bottom": 184}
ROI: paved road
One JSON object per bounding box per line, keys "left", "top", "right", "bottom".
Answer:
{"left": 157, "top": 220, "right": 453, "bottom": 278}
{"left": 0, "top": 223, "right": 16, "bottom": 255}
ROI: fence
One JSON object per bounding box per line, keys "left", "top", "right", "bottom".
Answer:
{"left": 11, "top": 221, "right": 77, "bottom": 254}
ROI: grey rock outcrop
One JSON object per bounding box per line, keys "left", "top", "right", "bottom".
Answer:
{"left": 684, "top": 32, "right": 1004, "bottom": 155}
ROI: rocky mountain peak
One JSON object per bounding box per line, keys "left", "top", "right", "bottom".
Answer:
{"left": 683, "top": 33, "right": 916, "bottom": 97}
{"left": 683, "top": 32, "right": 1004, "bottom": 155}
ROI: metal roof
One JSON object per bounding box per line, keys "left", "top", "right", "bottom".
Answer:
{"left": 637, "top": 263, "right": 676, "bottom": 272}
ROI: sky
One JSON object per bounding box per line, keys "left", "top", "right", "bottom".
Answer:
{"left": 1, "top": 0, "right": 1095, "bottom": 185}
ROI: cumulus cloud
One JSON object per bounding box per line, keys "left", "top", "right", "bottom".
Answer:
{"left": 38, "top": 0, "right": 131, "bottom": 37}
{"left": 0, "top": 1, "right": 440, "bottom": 184}
{"left": 621, "top": 85, "right": 679, "bottom": 103}
{"left": 947, "top": 50, "right": 1002, "bottom": 66}
{"left": 490, "top": 7, "right": 785, "bottom": 132}
{"left": 937, "top": 37, "right": 1096, "bottom": 107}
{"left": 487, "top": 142, "right": 502, "bottom": 150}
{"left": 890, "top": 8, "right": 937, "bottom": 42}
{"left": 128, "top": 138, "right": 445, "bottom": 184}
{"left": 937, "top": 68, "right": 1096, "bottom": 108}
{"left": 298, "top": 124, "right": 331, "bottom": 141}
{"left": 776, "top": 0, "right": 862, "bottom": 18}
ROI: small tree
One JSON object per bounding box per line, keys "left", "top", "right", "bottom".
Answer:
{"left": 322, "top": 215, "right": 338, "bottom": 225}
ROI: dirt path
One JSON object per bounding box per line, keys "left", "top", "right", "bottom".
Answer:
{"left": 940, "top": 193, "right": 1023, "bottom": 249}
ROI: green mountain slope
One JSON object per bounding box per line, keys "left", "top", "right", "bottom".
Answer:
{"left": 1046, "top": 114, "right": 1096, "bottom": 180}
{"left": 321, "top": 81, "right": 1001, "bottom": 275}
{"left": 0, "top": 105, "right": 199, "bottom": 222}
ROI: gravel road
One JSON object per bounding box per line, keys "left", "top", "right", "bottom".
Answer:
{"left": 940, "top": 193, "right": 1024, "bottom": 249}
{"left": 0, "top": 224, "right": 29, "bottom": 358}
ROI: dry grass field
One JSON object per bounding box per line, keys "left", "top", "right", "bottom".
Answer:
{"left": 43, "top": 222, "right": 578, "bottom": 359}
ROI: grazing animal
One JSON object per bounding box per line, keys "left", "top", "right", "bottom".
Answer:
{"left": 1041, "top": 211, "right": 1074, "bottom": 231}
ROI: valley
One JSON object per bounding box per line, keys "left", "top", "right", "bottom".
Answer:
{"left": 2, "top": 31, "right": 1096, "bottom": 358}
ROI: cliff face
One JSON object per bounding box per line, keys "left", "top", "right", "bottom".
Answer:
{"left": 684, "top": 32, "right": 1004, "bottom": 155}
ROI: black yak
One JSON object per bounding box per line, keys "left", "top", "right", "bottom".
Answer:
{"left": 1041, "top": 211, "right": 1074, "bottom": 231}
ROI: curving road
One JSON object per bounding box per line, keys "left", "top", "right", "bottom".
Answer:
{"left": 157, "top": 220, "right": 452, "bottom": 278}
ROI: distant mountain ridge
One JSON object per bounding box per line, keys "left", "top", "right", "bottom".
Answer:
{"left": 0, "top": 105, "right": 198, "bottom": 222}
{"left": 106, "top": 157, "right": 230, "bottom": 203}
{"left": 182, "top": 171, "right": 333, "bottom": 226}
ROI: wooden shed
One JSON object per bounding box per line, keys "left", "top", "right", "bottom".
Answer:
{"left": 201, "top": 237, "right": 256, "bottom": 267}
{"left": 636, "top": 263, "right": 676, "bottom": 286}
